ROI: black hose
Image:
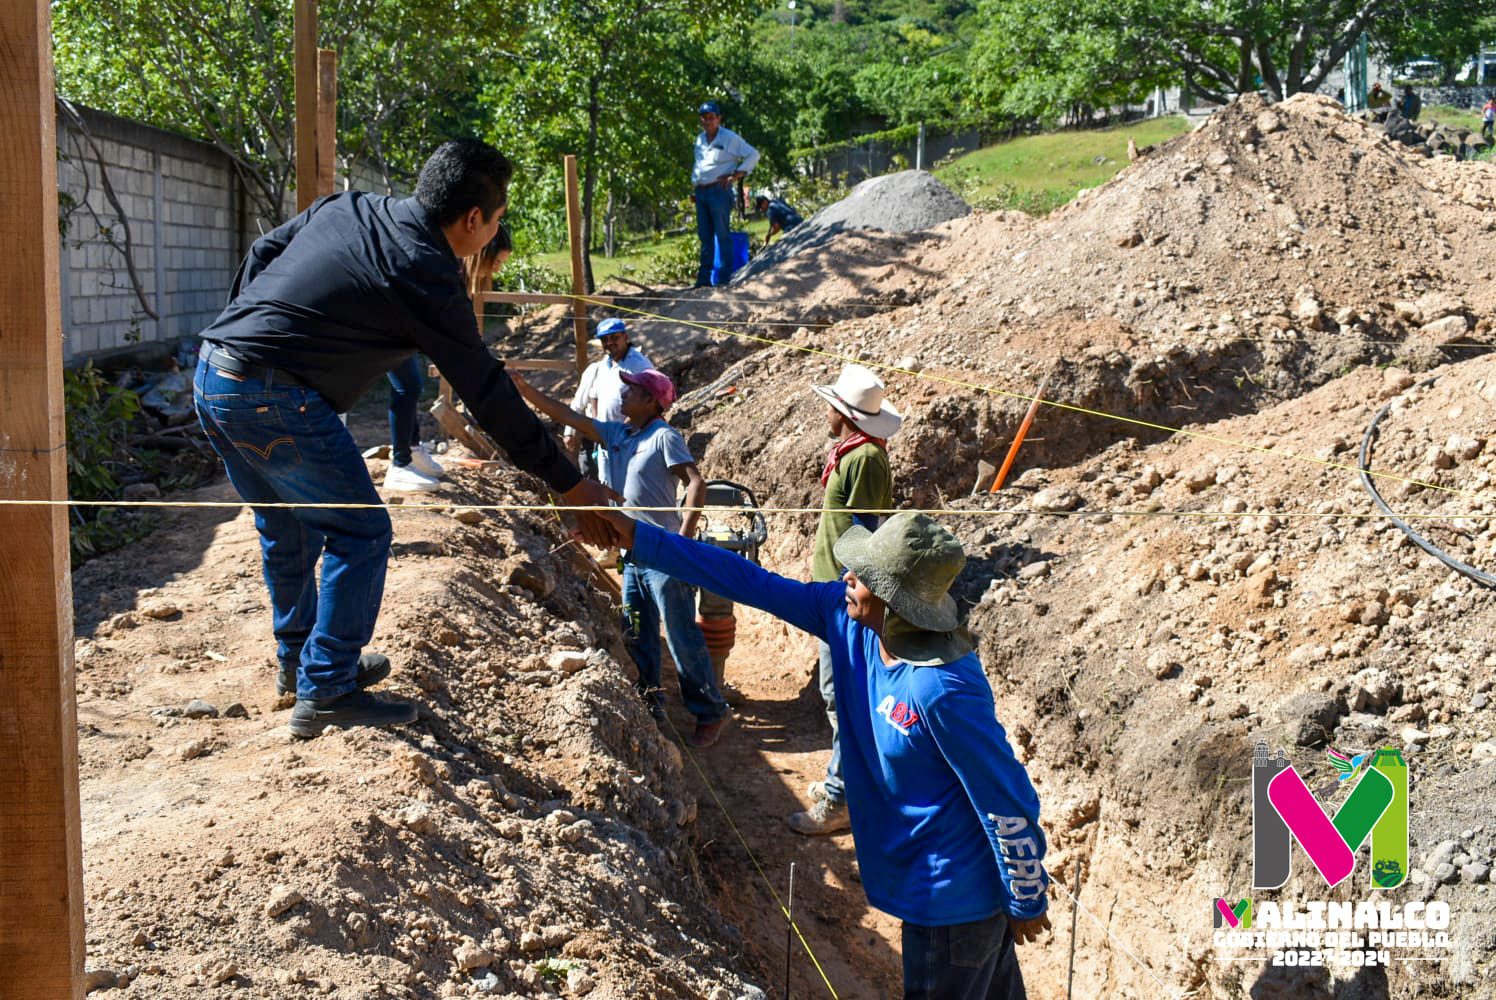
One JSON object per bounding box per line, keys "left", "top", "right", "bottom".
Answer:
{"left": 1358, "top": 374, "right": 1496, "bottom": 589}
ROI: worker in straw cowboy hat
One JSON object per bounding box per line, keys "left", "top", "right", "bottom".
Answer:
{"left": 596, "top": 506, "right": 1052, "bottom": 998}
{"left": 791, "top": 363, "right": 903, "bottom": 836}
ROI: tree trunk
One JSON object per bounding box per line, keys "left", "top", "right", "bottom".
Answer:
{"left": 603, "top": 189, "right": 616, "bottom": 258}
{"left": 580, "top": 77, "right": 601, "bottom": 294}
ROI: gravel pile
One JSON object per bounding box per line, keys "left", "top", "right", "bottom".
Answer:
{"left": 734, "top": 169, "right": 969, "bottom": 282}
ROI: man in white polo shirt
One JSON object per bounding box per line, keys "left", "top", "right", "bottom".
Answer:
{"left": 692, "top": 100, "right": 759, "bottom": 288}
{"left": 568, "top": 317, "right": 651, "bottom": 482}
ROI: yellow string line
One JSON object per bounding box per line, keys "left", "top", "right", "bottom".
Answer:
{"left": 656, "top": 708, "right": 841, "bottom": 999}
{"left": 3, "top": 498, "right": 1489, "bottom": 523}
{"left": 584, "top": 296, "right": 1491, "bottom": 503}
{"left": 552, "top": 288, "right": 1496, "bottom": 349}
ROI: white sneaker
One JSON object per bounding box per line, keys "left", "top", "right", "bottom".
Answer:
{"left": 407, "top": 444, "right": 444, "bottom": 480}
{"left": 384, "top": 463, "right": 441, "bottom": 493}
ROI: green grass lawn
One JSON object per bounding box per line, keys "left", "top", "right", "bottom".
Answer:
{"left": 935, "top": 115, "right": 1194, "bottom": 213}
{"left": 1424, "top": 104, "right": 1485, "bottom": 132}
{"left": 535, "top": 218, "right": 770, "bottom": 286}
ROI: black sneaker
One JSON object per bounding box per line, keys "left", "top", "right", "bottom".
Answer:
{"left": 288, "top": 690, "right": 418, "bottom": 739}
{"left": 277, "top": 652, "right": 393, "bottom": 697}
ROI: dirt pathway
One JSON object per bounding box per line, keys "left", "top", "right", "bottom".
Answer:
{"left": 657, "top": 605, "right": 905, "bottom": 1000}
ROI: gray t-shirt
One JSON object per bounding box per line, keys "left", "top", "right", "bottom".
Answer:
{"left": 594, "top": 418, "right": 694, "bottom": 533}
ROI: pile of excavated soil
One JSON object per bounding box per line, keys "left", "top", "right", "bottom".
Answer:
{"left": 681, "top": 93, "right": 1496, "bottom": 511}
{"left": 732, "top": 169, "right": 971, "bottom": 283}
{"left": 951, "top": 356, "right": 1496, "bottom": 999}
{"left": 668, "top": 92, "right": 1496, "bottom": 1000}
{"left": 70, "top": 459, "right": 767, "bottom": 999}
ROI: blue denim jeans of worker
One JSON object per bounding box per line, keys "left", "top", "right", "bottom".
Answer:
{"left": 622, "top": 562, "right": 727, "bottom": 723}
{"left": 818, "top": 639, "right": 846, "bottom": 804}
{"left": 386, "top": 354, "right": 424, "bottom": 467}
{"left": 902, "top": 912, "right": 1027, "bottom": 1000}
{"left": 194, "top": 361, "right": 392, "bottom": 701}
{"left": 695, "top": 183, "right": 734, "bottom": 287}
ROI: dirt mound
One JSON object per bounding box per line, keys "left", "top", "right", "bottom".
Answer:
{"left": 732, "top": 169, "right": 970, "bottom": 282}
{"left": 683, "top": 94, "right": 1496, "bottom": 508}
{"left": 70, "top": 465, "right": 766, "bottom": 999}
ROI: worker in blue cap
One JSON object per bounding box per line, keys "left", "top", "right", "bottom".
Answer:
{"left": 691, "top": 100, "right": 759, "bottom": 287}
{"left": 567, "top": 317, "right": 652, "bottom": 482}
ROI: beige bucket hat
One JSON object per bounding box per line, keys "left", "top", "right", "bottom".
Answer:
{"left": 812, "top": 364, "right": 903, "bottom": 439}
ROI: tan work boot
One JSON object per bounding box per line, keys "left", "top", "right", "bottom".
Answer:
{"left": 787, "top": 795, "right": 850, "bottom": 836}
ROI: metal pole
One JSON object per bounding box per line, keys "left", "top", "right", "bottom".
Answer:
{"left": 915, "top": 123, "right": 926, "bottom": 171}
{"left": 784, "top": 862, "right": 797, "bottom": 1000}
{"left": 1066, "top": 863, "right": 1081, "bottom": 1000}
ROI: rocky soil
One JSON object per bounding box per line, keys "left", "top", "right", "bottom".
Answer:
{"left": 70, "top": 448, "right": 767, "bottom": 999}
{"left": 71, "top": 91, "right": 1496, "bottom": 1000}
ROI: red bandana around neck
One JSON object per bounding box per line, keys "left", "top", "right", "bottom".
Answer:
{"left": 820, "top": 431, "right": 886, "bottom": 487}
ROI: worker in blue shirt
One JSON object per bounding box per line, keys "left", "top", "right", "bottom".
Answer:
{"left": 753, "top": 191, "right": 803, "bottom": 245}
{"left": 601, "top": 508, "right": 1052, "bottom": 998}
{"left": 692, "top": 100, "right": 759, "bottom": 287}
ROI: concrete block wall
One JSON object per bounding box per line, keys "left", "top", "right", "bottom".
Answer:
{"left": 57, "top": 106, "right": 244, "bottom": 360}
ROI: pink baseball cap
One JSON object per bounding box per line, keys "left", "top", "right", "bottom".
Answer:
{"left": 619, "top": 368, "right": 677, "bottom": 410}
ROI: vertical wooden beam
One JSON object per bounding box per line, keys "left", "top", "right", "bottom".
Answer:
{"left": 563, "top": 154, "right": 588, "bottom": 375}
{"left": 0, "top": 1, "right": 86, "bottom": 997}
{"left": 316, "top": 48, "right": 337, "bottom": 196}
{"left": 293, "top": 0, "right": 319, "bottom": 212}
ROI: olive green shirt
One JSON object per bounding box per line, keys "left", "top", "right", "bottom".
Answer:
{"left": 812, "top": 442, "right": 894, "bottom": 582}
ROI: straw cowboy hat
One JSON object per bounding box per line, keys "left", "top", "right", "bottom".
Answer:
{"left": 812, "top": 364, "right": 903, "bottom": 439}
{"left": 833, "top": 512, "right": 975, "bottom": 665}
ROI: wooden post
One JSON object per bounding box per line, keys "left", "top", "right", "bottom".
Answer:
{"left": 316, "top": 48, "right": 337, "bottom": 196}
{"left": 0, "top": 1, "right": 87, "bottom": 996}
{"left": 563, "top": 155, "right": 588, "bottom": 375}
{"left": 293, "top": 0, "right": 319, "bottom": 211}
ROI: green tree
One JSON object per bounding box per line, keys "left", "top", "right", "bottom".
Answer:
{"left": 482, "top": 0, "right": 754, "bottom": 290}
{"left": 53, "top": 0, "right": 512, "bottom": 225}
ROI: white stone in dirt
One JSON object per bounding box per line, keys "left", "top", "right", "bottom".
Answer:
{"left": 547, "top": 650, "right": 589, "bottom": 675}
{"left": 454, "top": 942, "right": 496, "bottom": 971}
{"left": 1401, "top": 726, "right": 1431, "bottom": 746}
{"left": 1420, "top": 314, "right": 1470, "bottom": 345}
{"left": 177, "top": 738, "right": 211, "bottom": 761}
{"left": 1031, "top": 488, "right": 1080, "bottom": 512}
{"left": 205, "top": 960, "right": 238, "bottom": 986}
{"left": 265, "top": 885, "right": 304, "bottom": 917}
{"left": 396, "top": 802, "right": 436, "bottom": 834}
{"left": 1018, "top": 561, "right": 1051, "bottom": 580}
{"left": 567, "top": 968, "right": 597, "bottom": 995}
{"left": 708, "top": 989, "right": 733, "bottom": 1000}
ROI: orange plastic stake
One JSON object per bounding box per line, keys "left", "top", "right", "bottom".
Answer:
{"left": 989, "top": 375, "right": 1050, "bottom": 493}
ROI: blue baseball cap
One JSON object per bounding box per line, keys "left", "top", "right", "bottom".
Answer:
{"left": 698, "top": 101, "right": 721, "bottom": 116}
{"left": 595, "top": 318, "right": 627, "bottom": 339}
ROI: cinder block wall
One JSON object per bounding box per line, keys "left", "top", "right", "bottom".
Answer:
{"left": 57, "top": 106, "right": 246, "bottom": 360}
{"left": 56, "top": 104, "right": 407, "bottom": 363}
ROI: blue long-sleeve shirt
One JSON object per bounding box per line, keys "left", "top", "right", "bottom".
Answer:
{"left": 630, "top": 522, "right": 1049, "bottom": 925}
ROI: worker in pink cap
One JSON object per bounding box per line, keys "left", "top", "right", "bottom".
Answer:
{"left": 511, "top": 367, "right": 731, "bottom": 747}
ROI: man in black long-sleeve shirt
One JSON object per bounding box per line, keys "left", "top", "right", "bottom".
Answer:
{"left": 194, "top": 139, "right": 615, "bottom": 737}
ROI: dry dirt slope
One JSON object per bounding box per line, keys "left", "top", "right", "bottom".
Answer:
{"left": 70, "top": 469, "right": 767, "bottom": 999}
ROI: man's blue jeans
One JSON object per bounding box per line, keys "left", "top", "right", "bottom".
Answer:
{"left": 386, "top": 353, "right": 424, "bottom": 467}
{"left": 695, "top": 183, "right": 734, "bottom": 287}
{"left": 902, "top": 912, "right": 1027, "bottom": 1000}
{"left": 818, "top": 640, "right": 846, "bottom": 803}
{"left": 194, "top": 360, "right": 392, "bottom": 701}
{"left": 622, "top": 562, "right": 727, "bottom": 722}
